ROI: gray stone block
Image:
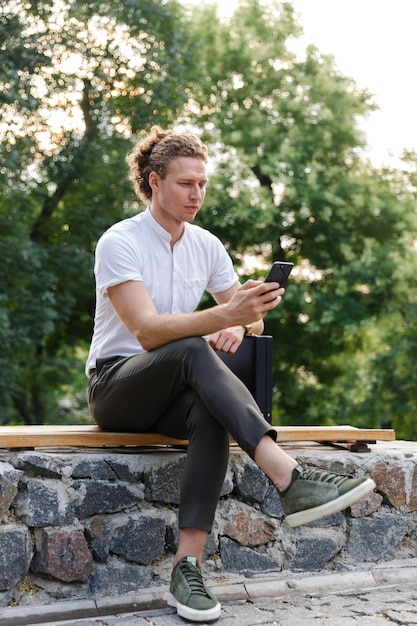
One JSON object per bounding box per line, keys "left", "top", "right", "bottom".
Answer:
{"left": 84, "top": 515, "right": 109, "bottom": 563}
{"left": 0, "top": 462, "right": 22, "bottom": 522}
{"left": 0, "top": 589, "right": 13, "bottom": 607}
{"left": 106, "top": 459, "right": 143, "bottom": 483}
{"left": 0, "top": 462, "right": 22, "bottom": 484}
{"left": 347, "top": 512, "right": 408, "bottom": 562}
{"left": 15, "top": 480, "right": 73, "bottom": 527}
{"left": 72, "top": 458, "right": 118, "bottom": 480}
{"left": 220, "top": 467, "right": 234, "bottom": 498}
{"left": 307, "top": 512, "right": 345, "bottom": 527}
{"left": 290, "top": 529, "right": 345, "bottom": 571}
{"left": 90, "top": 559, "right": 153, "bottom": 596}
{"left": 14, "top": 453, "right": 65, "bottom": 479}
{"left": 203, "top": 530, "right": 219, "bottom": 559}
{"left": 261, "top": 484, "right": 285, "bottom": 518}
{"left": 72, "top": 480, "right": 144, "bottom": 518}
{"left": 220, "top": 536, "right": 281, "bottom": 573}
{"left": 144, "top": 457, "right": 184, "bottom": 505}
{"left": 0, "top": 524, "right": 32, "bottom": 590}
{"left": 109, "top": 512, "right": 166, "bottom": 565}
{"left": 234, "top": 460, "right": 269, "bottom": 504}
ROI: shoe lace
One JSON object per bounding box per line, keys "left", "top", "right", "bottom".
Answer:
{"left": 179, "top": 561, "right": 210, "bottom": 597}
{"left": 299, "top": 466, "right": 353, "bottom": 488}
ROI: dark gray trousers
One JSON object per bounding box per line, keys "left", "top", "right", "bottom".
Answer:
{"left": 87, "top": 337, "right": 276, "bottom": 532}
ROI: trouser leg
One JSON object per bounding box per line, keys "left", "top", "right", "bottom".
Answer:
{"left": 88, "top": 337, "right": 275, "bottom": 459}
{"left": 87, "top": 337, "right": 276, "bottom": 531}
{"left": 155, "top": 389, "right": 230, "bottom": 531}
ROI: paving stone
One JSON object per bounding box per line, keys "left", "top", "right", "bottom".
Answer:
{"left": 2, "top": 576, "right": 417, "bottom": 626}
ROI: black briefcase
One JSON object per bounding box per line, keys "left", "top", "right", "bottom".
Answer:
{"left": 216, "top": 335, "right": 273, "bottom": 423}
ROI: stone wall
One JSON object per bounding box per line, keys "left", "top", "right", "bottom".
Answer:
{"left": 0, "top": 442, "right": 416, "bottom": 608}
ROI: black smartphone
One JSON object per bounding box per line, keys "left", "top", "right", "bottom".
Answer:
{"left": 264, "top": 261, "right": 294, "bottom": 288}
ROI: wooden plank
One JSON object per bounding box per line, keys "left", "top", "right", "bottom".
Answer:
{"left": 0, "top": 424, "right": 395, "bottom": 449}
{"left": 275, "top": 426, "right": 395, "bottom": 443}
{"left": 0, "top": 425, "right": 188, "bottom": 449}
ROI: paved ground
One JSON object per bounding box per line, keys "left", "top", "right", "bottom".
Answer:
{"left": 2, "top": 558, "right": 417, "bottom": 626}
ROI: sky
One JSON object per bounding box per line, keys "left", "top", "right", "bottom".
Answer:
{"left": 184, "top": 0, "right": 417, "bottom": 167}
{"left": 291, "top": 0, "right": 417, "bottom": 166}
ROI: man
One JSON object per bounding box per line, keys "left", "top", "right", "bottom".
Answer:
{"left": 86, "top": 126, "right": 375, "bottom": 623}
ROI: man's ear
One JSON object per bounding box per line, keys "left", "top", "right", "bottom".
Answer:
{"left": 149, "top": 171, "right": 160, "bottom": 192}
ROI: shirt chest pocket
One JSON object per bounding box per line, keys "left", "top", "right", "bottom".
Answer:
{"left": 182, "top": 278, "right": 207, "bottom": 311}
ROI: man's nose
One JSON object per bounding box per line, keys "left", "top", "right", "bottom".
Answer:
{"left": 190, "top": 185, "right": 202, "bottom": 200}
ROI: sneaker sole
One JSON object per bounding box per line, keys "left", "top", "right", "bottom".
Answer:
{"left": 166, "top": 591, "right": 221, "bottom": 622}
{"left": 285, "top": 478, "right": 376, "bottom": 528}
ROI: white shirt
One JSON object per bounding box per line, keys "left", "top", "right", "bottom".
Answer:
{"left": 86, "top": 208, "right": 238, "bottom": 374}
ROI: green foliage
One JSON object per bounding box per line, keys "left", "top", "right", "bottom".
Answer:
{"left": 0, "top": 0, "right": 198, "bottom": 423}
{"left": 1, "top": 0, "right": 417, "bottom": 438}
{"left": 188, "top": 0, "right": 417, "bottom": 432}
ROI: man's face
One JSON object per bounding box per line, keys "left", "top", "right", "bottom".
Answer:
{"left": 152, "top": 156, "right": 208, "bottom": 225}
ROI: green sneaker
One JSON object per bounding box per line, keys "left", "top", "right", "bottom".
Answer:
{"left": 280, "top": 464, "right": 376, "bottom": 528}
{"left": 166, "top": 556, "right": 221, "bottom": 622}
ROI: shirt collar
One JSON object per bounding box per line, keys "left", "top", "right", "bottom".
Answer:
{"left": 144, "top": 207, "right": 172, "bottom": 242}
{"left": 144, "top": 207, "right": 188, "bottom": 245}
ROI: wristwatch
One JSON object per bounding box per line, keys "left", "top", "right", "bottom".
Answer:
{"left": 244, "top": 324, "right": 253, "bottom": 336}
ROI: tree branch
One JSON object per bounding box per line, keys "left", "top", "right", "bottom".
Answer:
{"left": 30, "top": 79, "right": 98, "bottom": 243}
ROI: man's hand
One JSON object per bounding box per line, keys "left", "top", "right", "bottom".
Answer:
{"left": 206, "top": 326, "right": 246, "bottom": 354}
{"left": 208, "top": 279, "right": 284, "bottom": 353}
{"left": 223, "top": 279, "right": 284, "bottom": 326}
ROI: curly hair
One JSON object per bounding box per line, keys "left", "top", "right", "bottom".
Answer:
{"left": 126, "top": 126, "right": 208, "bottom": 202}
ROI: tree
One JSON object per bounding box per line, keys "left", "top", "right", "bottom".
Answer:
{"left": 186, "top": 0, "right": 417, "bottom": 428}
{"left": 0, "top": 0, "right": 198, "bottom": 423}
{"left": 2, "top": 0, "right": 417, "bottom": 435}
{"left": 325, "top": 153, "right": 417, "bottom": 439}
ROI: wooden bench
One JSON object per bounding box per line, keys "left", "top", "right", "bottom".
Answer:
{"left": 0, "top": 424, "right": 395, "bottom": 453}
{"left": 0, "top": 338, "right": 394, "bottom": 453}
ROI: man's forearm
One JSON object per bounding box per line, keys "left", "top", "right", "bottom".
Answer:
{"left": 133, "top": 305, "right": 234, "bottom": 351}
{"left": 110, "top": 278, "right": 280, "bottom": 351}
